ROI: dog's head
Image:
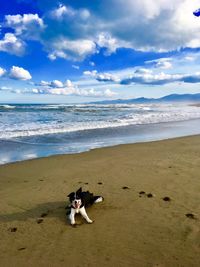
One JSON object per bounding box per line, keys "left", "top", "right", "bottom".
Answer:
{"left": 67, "top": 187, "right": 82, "bottom": 209}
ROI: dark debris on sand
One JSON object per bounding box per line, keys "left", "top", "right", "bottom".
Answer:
{"left": 40, "top": 212, "right": 48, "bottom": 218}
{"left": 185, "top": 213, "right": 196, "bottom": 220}
{"left": 122, "top": 186, "right": 130, "bottom": 190}
{"left": 18, "top": 247, "right": 26, "bottom": 251}
{"left": 9, "top": 227, "right": 17, "bottom": 232}
{"left": 162, "top": 197, "right": 171, "bottom": 202}
{"left": 36, "top": 218, "right": 43, "bottom": 224}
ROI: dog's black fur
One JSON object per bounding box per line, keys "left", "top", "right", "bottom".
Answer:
{"left": 67, "top": 187, "right": 103, "bottom": 225}
{"left": 68, "top": 187, "right": 103, "bottom": 208}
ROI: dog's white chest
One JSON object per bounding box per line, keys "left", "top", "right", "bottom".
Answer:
{"left": 75, "top": 208, "right": 80, "bottom": 214}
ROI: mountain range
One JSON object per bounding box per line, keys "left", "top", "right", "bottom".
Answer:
{"left": 91, "top": 93, "right": 200, "bottom": 104}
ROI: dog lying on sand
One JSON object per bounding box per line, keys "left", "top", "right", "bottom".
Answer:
{"left": 67, "top": 187, "right": 103, "bottom": 225}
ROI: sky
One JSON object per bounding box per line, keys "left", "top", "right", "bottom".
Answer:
{"left": 1, "top": 0, "right": 200, "bottom": 103}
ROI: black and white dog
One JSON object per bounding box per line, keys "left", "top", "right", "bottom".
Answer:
{"left": 67, "top": 187, "right": 103, "bottom": 225}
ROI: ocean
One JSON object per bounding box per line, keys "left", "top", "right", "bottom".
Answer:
{"left": 1, "top": 102, "right": 200, "bottom": 164}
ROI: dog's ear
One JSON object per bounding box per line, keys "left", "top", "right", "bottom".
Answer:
{"left": 76, "top": 187, "right": 82, "bottom": 195}
{"left": 67, "top": 192, "right": 74, "bottom": 198}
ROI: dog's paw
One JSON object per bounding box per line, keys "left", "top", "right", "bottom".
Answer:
{"left": 71, "top": 223, "right": 77, "bottom": 227}
{"left": 87, "top": 219, "right": 93, "bottom": 224}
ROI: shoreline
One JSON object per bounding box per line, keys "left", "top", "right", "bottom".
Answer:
{"left": 1, "top": 135, "right": 200, "bottom": 266}
{"left": 1, "top": 117, "right": 200, "bottom": 165}
{"left": 1, "top": 132, "right": 200, "bottom": 167}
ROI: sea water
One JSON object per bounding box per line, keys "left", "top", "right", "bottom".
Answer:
{"left": 0, "top": 102, "right": 200, "bottom": 164}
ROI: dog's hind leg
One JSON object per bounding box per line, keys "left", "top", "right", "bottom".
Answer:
{"left": 79, "top": 207, "right": 93, "bottom": 223}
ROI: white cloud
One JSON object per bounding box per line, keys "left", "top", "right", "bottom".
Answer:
{"left": 45, "top": 0, "right": 200, "bottom": 58}
{"left": 50, "top": 4, "right": 75, "bottom": 20}
{"left": 72, "top": 64, "right": 80, "bottom": 70}
{"left": 47, "top": 38, "right": 96, "bottom": 61}
{"left": 156, "top": 61, "right": 172, "bottom": 69}
{"left": 30, "top": 77, "right": 116, "bottom": 97}
{"left": 89, "top": 61, "right": 95, "bottom": 66}
{"left": 0, "top": 86, "right": 11, "bottom": 90}
{"left": 0, "top": 67, "right": 6, "bottom": 77}
{"left": 120, "top": 70, "right": 200, "bottom": 85}
{"left": 83, "top": 70, "right": 97, "bottom": 76}
{"left": 50, "top": 80, "right": 63, "bottom": 88}
{"left": 1, "top": 1, "right": 200, "bottom": 63}
{"left": 31, "top": 86, "right": 116, "bottom": 98}
{"left": 184, "top": 56, "right": 195, "bottom": 61}
{"left": 9, "top": 66, "right": 32, "bottom": 80}
{"left": 0, "top": 33, "right": 26, "bottom": 56}
{"left": 84, "top": 70, "right": 120, "bottom": 82}
{"left": 36, "top": 79, "right": 73, "bottom": 88}
{"left": 5, "top": 14, "right": 45, "bottom": 39}
{"left": 39, "top": 80, "right": 50, "bottom": 86}
{"left": 65, "top": 79, "right": 73, "bottom": 87}
{"left": 97, "top": 33, "right": 130, "bottom": 55}
{"left": 146, "top": 58, "right": 172, "bottom": 69}
{"left": 50, "top": 4, "right": 90, "bottom": 21}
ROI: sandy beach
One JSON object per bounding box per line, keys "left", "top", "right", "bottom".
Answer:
{"left": 0, "top": 135, "right": 200, "bottom": 267}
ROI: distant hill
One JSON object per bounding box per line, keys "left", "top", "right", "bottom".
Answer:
{"left": 91, "top": 93, "right": 200, "bottom": 104}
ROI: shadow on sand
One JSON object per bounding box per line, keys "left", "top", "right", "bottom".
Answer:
{"left": 0, "top": 201, "right": 69, "bottom": 223}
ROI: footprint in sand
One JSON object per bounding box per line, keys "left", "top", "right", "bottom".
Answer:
{"left": 36, "top": 218, "right": 43, "bottom": 224}
{"left": 98, "top": 182, "right": 103, "bottom": 185}
{"left": 122, "top": 186, "right": 130, "bottom": 190}
{"left": 18, "top": 247, "right": 26, "bottom": 251}
{"left": 185, "top": 213, "right": 196, "bottom": 220}
{"left": 162, "top": 197, "right": 171, "bottom": 202}
{"left": 139, "top": 191, "right": 154, "bottom": 198}
{"left": 40, "top": 212, "right": 48, "bottom": 218}
{"left": 8, "top": 227, "right": 17, "bottom": 232}
{"left": 147, "top": 193, "right": 153, "bottom": 198}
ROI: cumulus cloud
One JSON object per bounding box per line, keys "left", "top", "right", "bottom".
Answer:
{"left": 49, "top": 4, "right": 90, "bottom": 21}
{"left": 47, "top": 38, "right": 96, "bottom": 61}
{"left": 5, "top": 14, "right": 45, "bottom": 39}
{"left": 31, "top": 77, "right": 116, "bottom": 97}
{"left": 1, "top": 0, "right": 200, "bottom": 61}
{"left": 0, "top": 0, "right": 199, "bottom": 63}
{"left": 96, "top": 33, "right": 130, "bottom": 55}
{"left": 36, "top": 79, "right": 74, "bottom": 88}
{"left": 50, "top": 80, "right": 63, "bottom": 88}
{"left": 9, "top": 66, "right": 32, "bottom": 80}
{"left": 50, "top": 4, "right": 76, "bottom": 20}
{"left": 0, "top": 33, "right": 26, "bottom": 56}
{"left": 120, "top": 70, "right": 200, "bottom": 85}
{"left": 146, "top": 58, "right": 172, "bottom": 69}
{"left": 39, "top": 0, "right": 200, "bottom": 61}
{"left": 83, "top": 70, "right": 120, "bottom": 82}
{"left": 31, "top": 87, "right": 116, "bottom": 97}
{"left": 0, "top": 67, "right": 6, "bottom": 77}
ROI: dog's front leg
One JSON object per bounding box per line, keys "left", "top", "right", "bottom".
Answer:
{"left": 69, "top": 208, "right": 76, "bottom": 225}
{"left": 80, "top": 207, "right": 93, "bottom": 223}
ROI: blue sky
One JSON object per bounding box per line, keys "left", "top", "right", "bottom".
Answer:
{"left": 1, "top": 0, "right": 200, "bottom": 103}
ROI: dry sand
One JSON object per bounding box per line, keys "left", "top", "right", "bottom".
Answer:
{"left": 0, "top": 135, "right": 200, "bottom": 267}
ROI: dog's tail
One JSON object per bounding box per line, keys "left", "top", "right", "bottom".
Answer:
{"left": 93, "top": 196, "right": 104, "bottom": 203}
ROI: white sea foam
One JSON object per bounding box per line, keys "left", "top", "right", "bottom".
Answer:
{"left": 0, "top": 104, "right": 16, "bottom": 109}
{"left": 0, "top": 103, "right": 200, "bottom": 139}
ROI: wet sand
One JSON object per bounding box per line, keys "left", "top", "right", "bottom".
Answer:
{"left": 0, "top": 135, "right": 200, "bottom": 267}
